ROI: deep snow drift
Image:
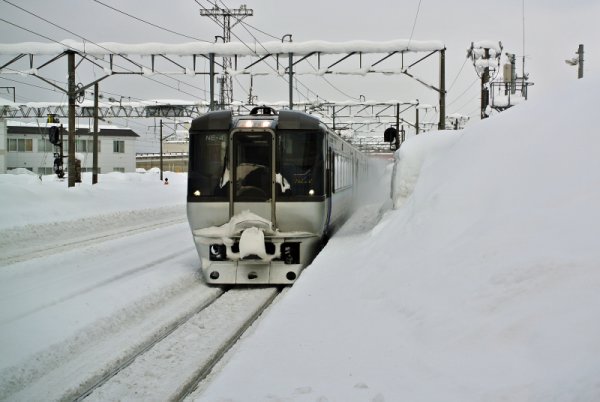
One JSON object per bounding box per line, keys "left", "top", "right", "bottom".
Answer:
{"left": 197, "top": 78, "right": 600, "bottom": 401}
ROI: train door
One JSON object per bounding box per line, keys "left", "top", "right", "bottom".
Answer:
{"left": 230, "top": 130, "right": 277, "bottom": 225}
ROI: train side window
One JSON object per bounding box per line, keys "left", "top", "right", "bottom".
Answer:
{"left": 332, "top": 152, "right": 353, "bottom": 192}
{"left": 278, "top": 131, "right": 324, "bottom": 198}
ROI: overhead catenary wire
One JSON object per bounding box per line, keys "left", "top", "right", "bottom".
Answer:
{"left": 407, "top": 0, "right": 423, "bottom": 48}
{"left": 197, "top": 0, "right": 328, "bottom": 104}
{"left": 217, "top": 0, "right": 359, "bottom": 101}
{"left": 1, "top": 6, "right": 205, "bottom": 159}
{"left": 447, "top": 57, "right": 469, "bottom": 93}
{"left": 91, "top": 0, "right": 211, "bottom": 43}
{"left": 194, "top": 0, "right": 290, "bottom": 99}
{"left": 0, "top": 20, "right": 205, "bottom": 100}
{"left": 446, "top": 76, "right": 478, "bottom": 108}
{"left": 0, "top": 75, "right": 155, "bottom": 109}
{"left": 451, "top": 94, "right": 479, "bottom": 115}
{"left": 1, "top": 0, "right": 209, "bottom": 99}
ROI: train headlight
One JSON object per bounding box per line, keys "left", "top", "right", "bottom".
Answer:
{"left": 308, "top": 189, "right": 314, "bottom": 196}
{"left": 193, "top": 190, "right": 201, "bottom": 197}
{"left": 209, "top": 244, "right": 227, "bottom": 261}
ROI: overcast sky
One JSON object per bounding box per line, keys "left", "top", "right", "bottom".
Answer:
{"left": 1, "top": 0, "right": 598, "bottom": 150}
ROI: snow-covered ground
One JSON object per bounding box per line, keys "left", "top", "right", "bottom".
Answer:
{"left": 196, "top": 78, "right": 600, "bottom": 401}
{"left": 2, "top": 76, "right": 600, "bottom": 401}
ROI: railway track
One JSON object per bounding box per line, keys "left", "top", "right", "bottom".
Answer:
{"left": 0, "top": 205, "right": 186, "bottom": 266}
{"left": 1, "top": 205, "right": 287, "bottom": 401}
{"left": 80, "top": 287, "right": 282, "bottom": 402}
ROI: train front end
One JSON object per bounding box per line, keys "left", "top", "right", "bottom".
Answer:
{"left": 187, "top": 108, "right": 327, "bottom": 285}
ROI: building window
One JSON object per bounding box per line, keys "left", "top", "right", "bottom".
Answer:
{"left": 7, "top": 138, "right": 33, "bottom": 152}
{"left": 76, "top": 139, "right": 100, "bottom": 153}
{"left": 38, "top": 139, "right": 55, "bottom": 153}
{"left": 81, "top": 167, "right": 100, "bottom": 173}
{"left": 38, "top": 167, "right": 54, "bottom": 175}
{"left": 113, "top": 140, "right": 125, "bottom": 153}
{"left": 113, "top": 167, "right": 125, "bottom": 173}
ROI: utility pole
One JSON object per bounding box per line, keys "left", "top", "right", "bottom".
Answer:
{"left": 565, "top": 44, "right": 584, "bottom": 79}
{"left": 468, "top": 41, "right": 503, "bottom": 120}
{"left": 67, "top": 51, "right": 76, "bottom": 187}
{"left": 159, "top": 119, "right": 164, "bottom": 181}
{"left": 92, "top": 83, "right": 99, "bottom": 185}
{"left": 480, "top": 47, "right": 490, "bottom": 120}
{"left": 200, "top": 4, "right": 253, "bottom": 108}
{"left": 438, "top": 48, "right": 446, "bottom": 130}
{"left": 415, "top": 107, "right": 420, "bottom": 134}
{"left": 577, "top": 44, "right": 584, "bottom": 79}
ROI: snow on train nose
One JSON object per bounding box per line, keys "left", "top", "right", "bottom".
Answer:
{"left": 239, "top": 227, "right": 267, "bottom": 259}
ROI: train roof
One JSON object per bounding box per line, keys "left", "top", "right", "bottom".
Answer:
{"left": 190, "top": 107, "right": 322, "bottom": 132}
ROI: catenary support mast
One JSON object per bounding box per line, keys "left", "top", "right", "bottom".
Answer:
{"left": 200, "top": 4, "right": 253, "bottom": 108}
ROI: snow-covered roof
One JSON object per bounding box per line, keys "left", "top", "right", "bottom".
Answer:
{"left": 0, "top": 39, "right": 445, "bottom": 57}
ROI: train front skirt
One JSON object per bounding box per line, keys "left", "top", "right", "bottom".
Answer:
{"left": 192, "top": 211, "right": 321, "bottom": 285}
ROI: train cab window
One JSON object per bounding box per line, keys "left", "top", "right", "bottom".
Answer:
{"left": 188, "top": 132, "right": 229, "bottom": 200}
{"left": 277, "top": 131, "right": 324, "bottom": 199}
{"left": 233, "top": 133, "right": 272, "bottom": 200}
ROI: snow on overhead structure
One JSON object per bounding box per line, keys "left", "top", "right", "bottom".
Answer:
{"left": 0, "top": 39, "right": 445, "bottom": 57}
{"left": 472, "top": 40, "right": 503, "bottom": 53}
{"left": 0, "top": 38, "right": 447, "bottom": 131}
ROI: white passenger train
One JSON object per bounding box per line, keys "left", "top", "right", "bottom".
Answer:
{"left": 187, "top": 106, "right": 367, "bottom": 285}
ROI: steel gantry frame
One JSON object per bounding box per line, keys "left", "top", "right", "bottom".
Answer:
{"left": 0, "top": 39, "right": 446, "bottom": 185}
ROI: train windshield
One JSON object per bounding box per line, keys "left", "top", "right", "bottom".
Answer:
{"left": 233, "top": 132, "right": 272, "bottom": 201}
{"left": 188, "top": 130, "right": 325, "bottom": 201}
{"left": 277, "top": 131, "right": 324, "bottom": 199}
{"left": 188, "top": 132, "right": 228, "bottom": 200}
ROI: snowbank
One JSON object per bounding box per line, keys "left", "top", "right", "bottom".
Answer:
{"left": 197, "top": 78, "right": 600, "bottom": 401}
{"left": 0, "top": 171, "right": 186, "bottom": 230}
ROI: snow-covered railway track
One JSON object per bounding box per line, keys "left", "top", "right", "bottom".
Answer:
{"left": 0, "top": 271, "right": 222, "bottom": 402}
{"left": 0, "top": 205, "right": 186, "bottom": 266}
{"left": 81, "top": 287, "right": 282, "bottom": 402}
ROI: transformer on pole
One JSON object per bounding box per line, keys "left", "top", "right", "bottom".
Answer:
{"left": 200, "top": 4, "right": 253, "bottom": 108}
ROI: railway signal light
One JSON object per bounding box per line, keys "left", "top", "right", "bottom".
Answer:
{"left": 49, "top": 126, "right": 61, "bottom": 145}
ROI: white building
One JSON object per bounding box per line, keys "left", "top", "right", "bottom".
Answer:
{"left": 5, "top": 121, "right": 139, "bottom": 174}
